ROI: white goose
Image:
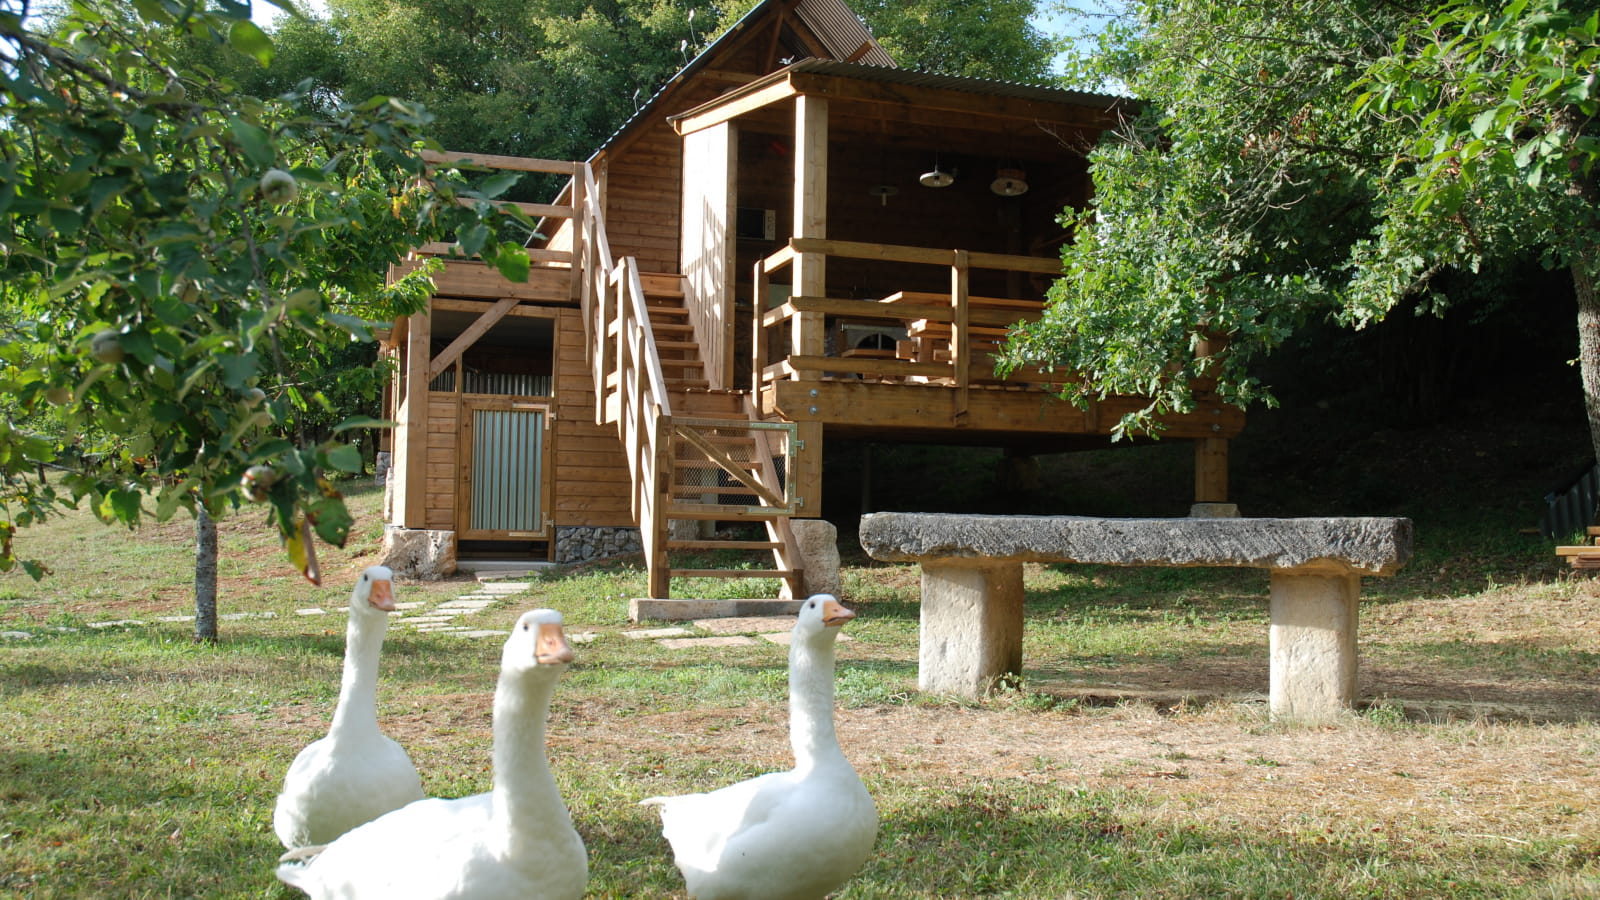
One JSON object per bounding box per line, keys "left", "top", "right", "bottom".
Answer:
{"left": 275, "top": 608, "right": 588, "bottom": 900}
{"left": 642, "top": 594, "right": 877, "bottom": 900}
{"left": 274, "top": 564, "right": 423, "bottom": 850}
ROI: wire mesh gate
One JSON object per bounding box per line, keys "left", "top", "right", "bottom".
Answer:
{"left": 665, "top": 418, "right": 798, "bottom": 517}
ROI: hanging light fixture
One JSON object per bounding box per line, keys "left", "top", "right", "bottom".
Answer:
{"left": 990, "top": 167, "right": 1029, "bottom": 197}
{"left": 919, "top": 154, "right": 955, "bottom": 188}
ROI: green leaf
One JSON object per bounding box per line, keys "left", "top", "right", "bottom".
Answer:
{"left": 332, "top": 415, "right": 395, "bottom": 433}
{"left": 325, "top": 443, "right": 364, "bottom": 473}
{"left": 218, "top": 352, "right": 259, "bottom": 390}
{"left": 228, "top": 19, "right": 274, "bottom": 66}
{"left": 490, "top": 241, "right": 531, "bottom": 283}
{"left": 307, "top": 498, "right": 354, "bottom": 548}
{"left": 1469, "top": 107, "right": 1499, "bottom": 139}
{"left": 228, "top": 117, "right": 277, "bottom": 168}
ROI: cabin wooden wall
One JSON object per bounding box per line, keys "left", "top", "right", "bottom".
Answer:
{"left": 550, "top": 306, "right": 635, "bottom": 528}
{"left": 408, "top": 305, "right": 636, "bottom": 536}
{"left": 681, "top": 122, "right": 739, "bottom": 390}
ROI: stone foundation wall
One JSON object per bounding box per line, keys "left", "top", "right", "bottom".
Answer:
{"left": 555, "top": 526, "right": 642, "bottom": 564}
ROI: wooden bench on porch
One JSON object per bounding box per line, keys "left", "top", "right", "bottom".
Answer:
{"left": 858, "top": 512, "right": 1414, "bottom": 722}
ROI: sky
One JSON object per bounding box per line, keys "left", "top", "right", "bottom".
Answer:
{"left": 250, "top": 0, "right": 327, "bottom": 28}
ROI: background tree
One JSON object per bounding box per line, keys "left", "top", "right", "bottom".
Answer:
{"left": 1008, "top": 1, "right": 1599, "bottom": 459}
{"left": 0, "top": 0, "right": 531, "bottom": 590}
{"left": 850, "top": 0, "right": 1055, "bottom": 82}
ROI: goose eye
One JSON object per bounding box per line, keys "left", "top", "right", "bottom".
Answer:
{"left": 522, "top": 622, "right": 531, "bottom": 631}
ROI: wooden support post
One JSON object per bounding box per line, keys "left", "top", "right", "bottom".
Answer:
{"left": 401, "top": 304, "right": 431, "bottom": 528}
{"left": 569, "top": 163, "right": 585, "bottom": 302}
{"left": 951, "top": 249, "right": 970, "bottom": 421}
{"left": 1195, "top": 436, "right": 1229, "bottom": 504}
{"left": 791, "top": 94, "right": 828, "bottom": 378}
{"left": 752, "top": 259, "right": 770, "bottom": 394}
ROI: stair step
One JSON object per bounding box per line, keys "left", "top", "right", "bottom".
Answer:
{"left": 657, "top": 359, "right": 704, "bottom": 370}
{"left": 669, "top": 379, "right": 712, "bottom": 389}
{"left": 651, "top": 323, "right": 694, "bottom": 335}
{"left": 670, "top": 568, "right": 795, "bottom": 579}
{"left": 654, "top": 340, "right": 700, "bottom": 351}
{"left": 668, "top": 540, "right": 784, "bottom": 551}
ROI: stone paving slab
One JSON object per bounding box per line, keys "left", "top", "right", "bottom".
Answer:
{"left": 461, "top": 630, "right": 509, "bottom": 639}
{"left": 623, "top": 627, "right": 692, "bottom": 640}
{"left": 476, "top": 583, "right": 530, "bottom": 594}
{"left": 440, "top": 598, "right": 497, "bottom": 609}
{"left": 3, "top": 631, "right": 32, "bottom": 640}
{"left": 295, "top": 608, "right": 327, "bottom": 616}
{"left": 222, "top": 611, "right": 277, "bottom": 621}
{"left": 88, "top": 619, "right": 145, "bottom": 629}
{"left": 570, "top": 632, "right": 599, "bottom": 644}
{"left": 691, "top": 616, "right": 795, "bottom": 635}
{"left": 761, "top": 631, "right": 852, "bottom": 646}
{"left": 415, "top": 624, "right": 470, "bottom": 633}
{"left": 433, "top": 607, "right": 487, "bottom": 616}
{"left": 657, "top": 635, "right": 760, "bottom": 650}
{"left": 394, "top": 601, "right": 426, "bottom": 611}
{"left": 155, "top": 615, "right": 194, "bottom": 623}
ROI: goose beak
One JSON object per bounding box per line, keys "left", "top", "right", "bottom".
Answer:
{"left": 368, "top": 578, "right": 396, "bottom": 612}
{"left": 535, "top": 622, "right": 575, "bottom": 665}
{"left": 821, "top": 599, "right": 855, "bottom": 627}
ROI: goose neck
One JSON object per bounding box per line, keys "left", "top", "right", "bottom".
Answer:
{"left": 328, "top": 608, "right": 385, "bottom": 735}
{"left": 491, "top": 670, "right": 572, "bottom": 851}
{"left": 789, "top": 635, "right": 846, "bottom": 772}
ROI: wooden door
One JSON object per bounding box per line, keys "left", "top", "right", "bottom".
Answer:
{"left": 458, "top": 399, "right": 552, "bottom": 540}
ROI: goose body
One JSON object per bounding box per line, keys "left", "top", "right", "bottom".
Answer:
{"left": 276, "top": 608, "right": 587, "bottom": 900}
{"left": 643, "top": 595, "right": 877, "bottom": 900}
{"left": 274, "top": 565, "right": 423, "bottom": 850}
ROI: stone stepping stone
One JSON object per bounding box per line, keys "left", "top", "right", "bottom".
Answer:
{"left": 761, "top": 631, "right": 852, "bottom": 646}
{"left": 222, "top": 611, "right": 277, "bottom": 621}
{"left": 692, "top": 616, "right": 795, "bottom": 636}
{"left": 623, "top": 627, "right": 692, "bottom": 640}
{"left": 658, "top": 635, "right": 760, "bottom": 650}
{"left": 295, "top": 608, "right": 327, "bottom": 616}
{"left": 569, "top": 632, "right": 600, "bottom": 644}
{"left": 394, "top": 601, "right": 426, "bottom": 611}
{"left": 460, "top": 630, "right": 509, "bottom": 639}
{"left": 476, "top": 583, "right": 530, "bottom": 594}
{"left": 87, "top": 619, "right": 145, "bottom": 629}
{"left": 432, "top": 608, "right": 486, "bottom": 617}
{"left": 455, "top": 593, "right": 503, "bottom": 602}
{"left": 403, "top": 613, "right": 459, "bottom": 621}
{"left": 415, "top": 624, "right": 470, "bottom": 633}
{"left": 155, "top": 615, "right": 195, "bottom": 624}
{"left": 3, "top": 631, "right": 33, "bottom": 640}
{"left": 442, "top": 599, "right": 497, "bottom": 610}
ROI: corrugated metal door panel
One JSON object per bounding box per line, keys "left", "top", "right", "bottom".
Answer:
{"left": 470, "top": 408, "right": 544, "bottom": 533}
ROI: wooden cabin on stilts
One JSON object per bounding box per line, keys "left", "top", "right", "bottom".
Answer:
{"left": 377, "top": 0, "right": 1245, "bottom": 618}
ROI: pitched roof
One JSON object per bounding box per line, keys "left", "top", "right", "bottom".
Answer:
{"left": 593, "top": 0, "right": 891, "bottom": 158}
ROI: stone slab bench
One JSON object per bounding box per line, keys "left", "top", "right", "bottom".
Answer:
{"left": 858, "top": 513, "right": 1413, "bottom": 722}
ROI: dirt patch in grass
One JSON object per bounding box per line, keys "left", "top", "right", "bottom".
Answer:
{"left": 532, "top": 694, "right": 1600, "bottom": 844}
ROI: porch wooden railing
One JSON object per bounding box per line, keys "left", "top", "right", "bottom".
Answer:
{"left": 753, "top": 238, "right": 1066, "bottom": 415}
{"left": 576, "top": 162, "right": 678, "bottom": 597}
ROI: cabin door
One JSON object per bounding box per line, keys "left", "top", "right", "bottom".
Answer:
{"left": 458, "top": 399, "right": 551, "bottom": 541}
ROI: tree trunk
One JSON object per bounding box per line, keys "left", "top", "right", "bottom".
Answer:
{"left": 193, "top": 505, "right": 218, "bottom": 643}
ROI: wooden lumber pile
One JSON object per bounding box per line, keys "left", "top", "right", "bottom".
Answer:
{"left": 1555, "top": 527, "right": 1600, "bottom": 569}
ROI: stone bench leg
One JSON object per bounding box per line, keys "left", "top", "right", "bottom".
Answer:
{"left": 1268, "top": 571, "right": 1361, "bottom": 722}
{"left": 919, "top": 562, "right": 1024, "bottom": 697}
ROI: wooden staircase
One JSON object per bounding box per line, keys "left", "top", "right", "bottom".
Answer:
{"left": 637, "top": 274, "right": 709, "bottom": 391}
{"left": 639, "top": 275, "right": 803, "bottom": 605}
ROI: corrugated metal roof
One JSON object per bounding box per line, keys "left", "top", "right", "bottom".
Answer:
{"left": 594, "top": 0, "right": 893, "bottom": 158}
{"left": 793, "top": 0, "right": 895, "bottom": 67}
{"left": 784, "top": 58, "right": 1129, "bottom": 112}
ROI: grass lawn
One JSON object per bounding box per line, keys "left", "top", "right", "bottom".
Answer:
{"left": 4, "top": 453, "right": 1600, "bottom": 898}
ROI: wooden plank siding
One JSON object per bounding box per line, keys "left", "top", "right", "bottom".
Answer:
{"left": 550, "top": 307, "right": 637, "bottom": 529}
